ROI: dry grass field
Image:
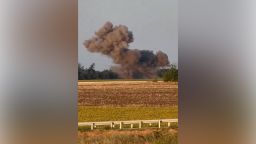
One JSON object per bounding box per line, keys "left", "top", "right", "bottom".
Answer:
{"left": 78, "top": 127, "right": 178, "bottom": 144}
{"left": 78, "top": 81, "right": 178, "bottom": 122}
{"left": 78, "top": 80, "right": 178, "bottom": 144}
{"left": 78, "top": 81, "right": 178, "bottom": 106}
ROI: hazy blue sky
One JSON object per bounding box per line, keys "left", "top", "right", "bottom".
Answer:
{"left": 78, "top": 0, "right": 177, "bottom": 70}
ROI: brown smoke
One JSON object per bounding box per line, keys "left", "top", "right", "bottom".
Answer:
{"left": 84, "top": 22, "right": 170, "bottom": 78}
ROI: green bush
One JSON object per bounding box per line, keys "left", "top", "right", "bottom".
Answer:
{"left": 163, "top": 65, "right": 178, "bottom": 82}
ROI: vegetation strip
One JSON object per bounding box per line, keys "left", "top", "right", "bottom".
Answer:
{"left": 78, "top": 106, "right": 178, "bottom": 122}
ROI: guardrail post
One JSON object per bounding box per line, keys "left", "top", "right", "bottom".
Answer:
{"left": 131, "top": 124, "right": 133, "bottom": 129}
{"left": 168, "top": 122, "right": 170, "bottom": 127}
{"left": 91, "top": 123, "right": 95, "bottom": 130}
{"left": 158, "top": 120, "right": 161, "bottom": 128}
{"left": 139, "top": 121, "right": 142, "bottom": 129}
{"left": 119, "top": 122, "right": 123, "bottom": 129}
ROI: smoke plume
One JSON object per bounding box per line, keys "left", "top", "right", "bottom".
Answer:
{"left": 84, "top": 22, "right": 170, "bottom": 78}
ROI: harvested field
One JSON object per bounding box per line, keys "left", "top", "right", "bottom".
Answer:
{"left": 78, "top": 81, "right": 178, "bottom": 143}
{"left": 78, "top": 81, "right": 178, "bottom": 106}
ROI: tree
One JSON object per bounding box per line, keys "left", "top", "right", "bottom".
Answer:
{"left": 78, "top": 63, "right": 119, "bottom": 80}
{"left": 163, "top": 65, "right": 178, "bottom": 82}
{"left": 78, "top": 63, "right": 85, "bottom": 80}
{"left": 87, "top": 63, "right": 97, "bottom": 79}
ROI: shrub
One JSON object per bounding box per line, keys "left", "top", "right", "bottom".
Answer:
{"left": 163, "top": 66, "right": 178, "bottom": 82}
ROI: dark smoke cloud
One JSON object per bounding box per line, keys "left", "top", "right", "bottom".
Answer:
{"left": 84, "top": 22, "right": 170, "bottom": 78}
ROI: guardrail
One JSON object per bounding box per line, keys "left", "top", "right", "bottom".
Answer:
{"left": 78, "top": 119, "right": 178, "bottom": 130}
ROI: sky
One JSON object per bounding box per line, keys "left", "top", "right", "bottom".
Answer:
{"left": 78, "top": 0, "right": 177, "bottom": 70}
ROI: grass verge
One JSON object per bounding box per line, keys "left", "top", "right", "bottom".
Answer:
{"left": 78, "top": 106, "right": 178, "bottom": 122}
{"left": 78, "top": 128, "right": 178, "bottom": 144}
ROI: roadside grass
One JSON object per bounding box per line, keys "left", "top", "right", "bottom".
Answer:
{"left": 78, "top": 106, "right": 178, "bottom": 122}
{"left": 78, "top": 127, "right": 178, "bottom": 144}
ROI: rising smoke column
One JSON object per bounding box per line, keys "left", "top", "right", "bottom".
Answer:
{"left": 84, "top": 22, "right": 170, "bottom": 78}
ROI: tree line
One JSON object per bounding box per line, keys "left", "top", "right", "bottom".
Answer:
{"left": 78, "top": 63, "right": 119, "bottom": 80}
{"left": 78, "top": 63, "right": 178, "bottom": 81}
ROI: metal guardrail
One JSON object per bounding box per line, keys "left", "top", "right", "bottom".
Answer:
{"left": 78, "top": 119, "right": 178, "bottom": 130}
